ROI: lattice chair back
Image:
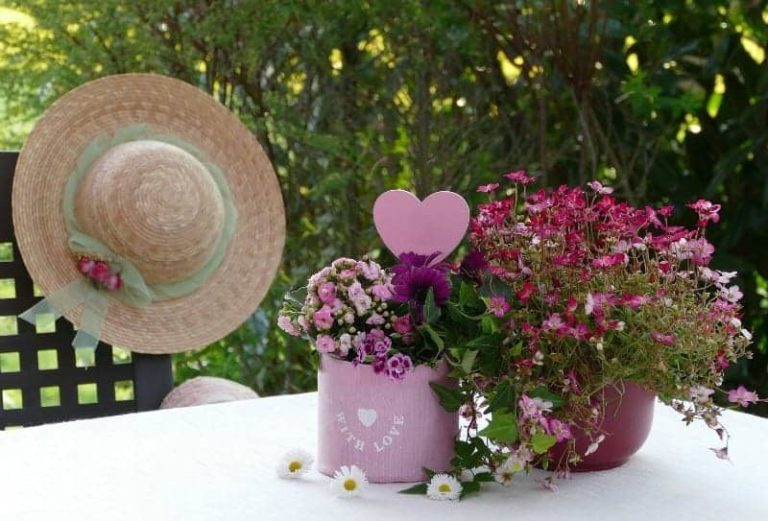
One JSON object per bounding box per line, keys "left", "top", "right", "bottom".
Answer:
{"left": 0, "top": 151, "right": 173, "bottom": 429}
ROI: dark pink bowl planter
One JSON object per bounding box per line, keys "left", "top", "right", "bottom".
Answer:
{"left": 548, "top": 381, "right": 656, "bottom": 472}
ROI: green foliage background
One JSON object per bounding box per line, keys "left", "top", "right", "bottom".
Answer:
{"left": 1, "top": 0, "right": 766, "bottom": 414}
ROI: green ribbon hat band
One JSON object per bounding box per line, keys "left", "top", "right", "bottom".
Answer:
{"left": 20, "top": 124, "right": 238, "bottom": 353}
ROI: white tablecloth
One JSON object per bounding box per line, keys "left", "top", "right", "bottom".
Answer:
{"left": 0, "top": 392, "right": 766, "bottom": 520}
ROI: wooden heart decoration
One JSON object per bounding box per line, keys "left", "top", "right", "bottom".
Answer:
{"left": 373, "top": 190, "right": 470, "bottom": 263}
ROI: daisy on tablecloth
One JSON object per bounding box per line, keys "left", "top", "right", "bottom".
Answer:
{"left": 276, "top": 449, "right": 314, "bottom": 479}
{"left": 330, "top": 465, "right": 368, "bottom": 498}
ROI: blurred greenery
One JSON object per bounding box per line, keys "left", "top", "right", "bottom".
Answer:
{"left": 0, "top": 0, "right": 766, "bottom": 415}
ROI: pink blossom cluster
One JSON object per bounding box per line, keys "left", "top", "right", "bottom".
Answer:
{"left": 471, "top": 174, "right": 750, "bottom": 382}
{"left": 277, "top": 257, "right": 414, "bottom": 381}
{"left": 77, "top": 257, "right": 122, "bottom": 291}
{"left": 518, "top": 394, "right": 572, "bottom": 443}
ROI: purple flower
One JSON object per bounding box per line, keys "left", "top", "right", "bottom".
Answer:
{"left": 385, "top": 354, "right": 413, "bottom": 380}
{"left": 651, "top": 332, "right": 676, "bottom": 346}
{"left": 459, "top": 249, "right": 488, "bottom": 286}
{"left": 391, "top": 252, "right": 451, "bottom": 322}
{"left": 312, "top": 306, "right": 334, "bottom": 331}
{"left": 353, "top": 329, "right": 392, "bottom": 365}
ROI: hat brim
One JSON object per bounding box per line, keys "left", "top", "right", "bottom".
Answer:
{"left": 12, "top": 74, "right": 285, "bottom": 354}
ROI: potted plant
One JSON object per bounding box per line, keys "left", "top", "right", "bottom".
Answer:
{"left": 277, "top": 191, "right": 474, "bottom": 483}
{"left": 403, "top": 171, "right": 760, "bottom": 496}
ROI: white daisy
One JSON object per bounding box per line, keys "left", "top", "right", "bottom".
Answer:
{"left": 426, "top": 474, "right": 462, "bottom": 501}
{"left": 330, "top": 465, "right": 368, "bottom": 498}
{"left": 276, "top": 449, "right": 314, "bottom": 479}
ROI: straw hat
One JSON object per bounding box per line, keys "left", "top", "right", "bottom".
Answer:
{"left": 12, "top": 74, "right": 285, "bottom": 354}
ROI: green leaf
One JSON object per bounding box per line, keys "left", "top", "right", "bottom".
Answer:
{"left": 421, "top": 323, "right": 445, "bottom": 351}
{"left": 509, "top": 340, "right": 523, "bottom": 357}
{"left": 424, "top": 287, "right": 441, "bottom": 324}
{"left": 529, "top": 387, "right": 565, "bottom": 408}
{"left": 459, "top": 480, "right": 481, "bottom": 499}
{"left": 460, "top": 349, "right": 478, "bottom": 373}
{"left": 480, "top": 315, "right": 497, "bottom": 334}
{"left": 473, "top": 472, "right": 494, "bottom": 482}
{"left": 479, "top": 410, "right": 519, "bottom": 443}
{"left": 429, "top": 382, "right": 464, "bottom": 412}
{"left": 399, "top": 483, "right": 428, "bottom": 495}
{"left": 459, "top": 281, "right": 483, "bottom": 311}
{"left": 531, "top": 432, "right": 557, "bottom": 454}
{"left": 486, "top": 379, "right": 516, "bottom": 413}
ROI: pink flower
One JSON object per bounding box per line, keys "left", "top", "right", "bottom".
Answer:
{"left": 357, "top": 260, "right": 382, "bottom": 281}
{"left": 77, "top": 257, "right": 96, "bottom": 275}
{"left": 104, "top": 274, "right": 122, "bottom": 291}
{"left": 277, "top": 315, "right": 301, "bottom": 336}
{"left": 621, "top": 294, "right": 648, "bottom": 308}
{"left": 315, "top": 334, "right": 336, "bottom": 353}
{"left": 687, "top": 199, "right": 721, "bottom": 227}
{"left": 542, "top": 313, "right": 564, "bottom": 331}
{"left": 347, "top": 282, "right": 372, "bottom": 314}
{"left": 366, "top": 313, "right": 386, "bottom": 326}
{"left": 518, "top": 395, "right": 541, "bottom": 419}
{"left": 504, "top": 170, "right": 535, "bottom": 185}
{"left": 587, "top": 180, "right": 614, "bottom": 195}
{"left": 585, "top": 292, "right": 614, "bottom": 315}
{"left": 727, "top": 386, "right": 759, "bottom": 407}
{"left": 488, "top": 296, "right": 511, "bottom": 317}
{"left": 477, "top": 183, "right": 500, "bottom": 193}
{"left": 548, "top": 419, "right": 572, "bottom": 442}
{"left": 385, "top": 353, "right": 413, "bottom": 380}
{"left": 317, "top": 282, "right": 337, "bottom": 305}
{"left": 392, "top": 314, "right": 413, "bottom": 335}
{"left": 720, "top": 285, "right": 743, "bottom": 303}
{"left": 312, "top": 306, "right": 334, "bottom": 331}
{"left": 651, "top": 332, "right": 676, "bottom": 346}
{"left": 591, "top": 252, "right": 626, "bottom": 269}
{"left": 516, "top": 281, "right": 537, "bottom": 304}
{"left": 89, "top": 261, "right": 111, "bottom": 284}
{"left": 371, "top": 283, "right": 393, "bottom": 301}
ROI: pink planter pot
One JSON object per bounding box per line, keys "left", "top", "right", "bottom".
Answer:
{"left": 549, "top": 381, "right": 656, "bottom": 472}
{"left": 317, "top": 354, "right": 459, "bottom": 483}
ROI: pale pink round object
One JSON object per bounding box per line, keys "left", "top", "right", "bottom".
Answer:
{"left": 160, "top": 376, "right": 258, "bottom": 409}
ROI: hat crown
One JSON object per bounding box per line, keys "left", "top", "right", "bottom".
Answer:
{"left": 73, "top": 140, "right": 225, "bottom": 285}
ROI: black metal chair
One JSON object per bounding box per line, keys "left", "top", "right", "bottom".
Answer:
{"left": 0, "top": 151, "right": 173, "bottom": 429}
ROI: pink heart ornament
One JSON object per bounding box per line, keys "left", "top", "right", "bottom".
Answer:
{"left": 373, "top": 190, "right": 470, "bottom": 263}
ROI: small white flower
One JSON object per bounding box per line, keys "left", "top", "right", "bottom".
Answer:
{"left": 531, "top": 397, "right": 554, "bottom": 412}
{"left": 427, "top": 474, "right": 462, "bottom": 501}
{"left": 615, "top": 321, "right": 625, "bottom": 332}
{"left": 330, "top": 465, "right": 368, "bottom": 498}
{"left": 689, "top": 386, "right": 715, "bottom": 404}
{"left": 277, "top": 449, "right": 314, "bottom": 479}
{"left": 584, "top": 434, "right": 606, "bottom": 456}
{"left": 741, "top": 328, "right": 753, "bottom": 341}
{"left": 596, "top": 341, "right": 604, "bottom": 352}
{"left": 494, "top": 456, "right": 525, "bottom": 487}
{"left": 729, "top": 317, "right": 742, "bottom": 328}
{"left": 459, "top": 469, "right": 475, "bottom": 482}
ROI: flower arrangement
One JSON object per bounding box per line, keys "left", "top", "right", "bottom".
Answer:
{"left": 410, "top": 171, "right": 763, "bottom": 495}
{"left": 276, "top": 177, "right": 762, "bottom": 500}
{"left": 277, "top": 253, "right": 456, "bottom": 379}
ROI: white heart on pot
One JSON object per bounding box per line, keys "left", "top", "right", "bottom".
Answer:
{"left": 357, "top": 408, "right": 378, "bottom": 428}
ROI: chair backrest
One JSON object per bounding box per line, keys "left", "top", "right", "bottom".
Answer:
{"left": 0, "top": 151, "right": 173, "bottom": 429}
